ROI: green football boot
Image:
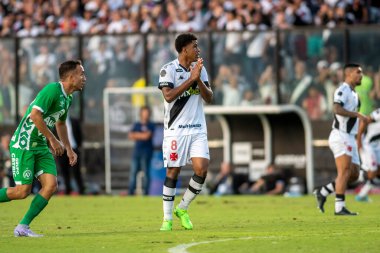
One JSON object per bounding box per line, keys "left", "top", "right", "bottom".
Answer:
{"left": 160, "top": 220, "right": 173, "bottom": 231}
{"left": 174, "top": 206, "right": 193, "bottom": 230}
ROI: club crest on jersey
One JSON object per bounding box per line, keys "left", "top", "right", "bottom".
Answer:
{"left": 170, "top": 152, "right": 178, "bottom": 161}
{"left": 160, "top": 69, "right": 166, "bottom": 77}
{"left": 23, "top": 169, "right": 32, "bottom": 179}
{"left": 347, "top": 145, "right": 352, "bottom": 152}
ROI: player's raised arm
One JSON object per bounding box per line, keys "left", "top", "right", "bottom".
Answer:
{"left": 161, "top": 82, "right": 195, "bottom": 103}
{"left": 195, "top": 58, "right": 213, "bottom": 104}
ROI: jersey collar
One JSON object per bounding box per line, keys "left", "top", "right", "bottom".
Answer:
{"left": 59, "top": 82, "right": 68, "bottom": 98}
{"left": 177, "top": 59, "right": 190, "bottom": 72}
{"left": 343, "top": 82, "right": 355, "bottom": 91}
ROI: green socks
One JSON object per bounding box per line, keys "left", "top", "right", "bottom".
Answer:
{"left": 1, "top": 189, "right": 50, "bottom": 226}
{"left": 20, "top": 194, "right": 49, "bottom": 226}
{"left": 0, "top": 188, "right": 10, "bottom": 202}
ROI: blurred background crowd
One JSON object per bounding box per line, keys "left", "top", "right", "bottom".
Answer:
{"left": 0, "top": 0, "right": 379, "bottom": 124}
{"left": 0, "top": 0, "right": 380, "bottom": 37}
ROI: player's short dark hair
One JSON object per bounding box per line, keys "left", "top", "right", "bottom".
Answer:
{"left": 343, "top": 63, "right": 360, "bottom": 71}
{"left": 175, "top": 33, "right": 197, "bottom": 53}
{"left": 59, "top": 60, "right": 82, "bottom": 80}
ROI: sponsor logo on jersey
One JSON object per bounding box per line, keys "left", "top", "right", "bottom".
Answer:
{"left": 23, "top": 169, "right": 32, "bottom": 179}
{"left": 170, "top": 152, "right": 178, "bottom": 161}
{"left": 178, "top": 124, "right": 202, "bottom": 129}
{"left": 178, "top": 86, "right": 200, "bottom": 99}
{"left": 11, "top": 153, "right": 19, "bottom": 177}
{"left": 176, "top": 68, "right": 183, "bottom": 72}
{"left": 44, "top": 109, "right": 66, "bottom": 128}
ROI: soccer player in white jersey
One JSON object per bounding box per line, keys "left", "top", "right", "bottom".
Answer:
{"left": 355, "top": 108, "right": 380, "bottom": 202}
{"left": 0, "top": 60, "right": 86, "bottom": 237}
{"left": 158, "top": 33, "right": 213, "bottom": 231}
{"left": 314, "top": 63, "right": 369, "bottom": 215}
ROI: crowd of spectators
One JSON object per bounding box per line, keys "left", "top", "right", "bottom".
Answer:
{"left": 2, "top": 0, "right": 380, "bottom": 125}
{"left": 0, "top": 0, "right": 380, "bottom": 37}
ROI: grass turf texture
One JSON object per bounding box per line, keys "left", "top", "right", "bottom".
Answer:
{"left": 1, "top": 195, "right": 380, "bottom": 253}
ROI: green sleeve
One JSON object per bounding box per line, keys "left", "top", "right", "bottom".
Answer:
{"left": 59, "top": 95, "right": 73, "bottom": 121}
{"left": 32, "top": 84, "right": 57, "bottom": 114}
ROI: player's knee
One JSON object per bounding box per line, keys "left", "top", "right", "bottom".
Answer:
{"left": 166, "top": 167, "right": 180, "bottom": 179}
{"left": 367, "top": 171, "right": 376, "bottom": 180}
{"left": 43, "top": 182, "right": 58, "bottom": 195}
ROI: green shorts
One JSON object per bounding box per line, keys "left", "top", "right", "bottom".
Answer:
{"left": 10, "top": 148, "right": 57, "bottom": 185}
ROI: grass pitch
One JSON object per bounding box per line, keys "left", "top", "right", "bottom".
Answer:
{"left": 1, "top": 195, "right": 379, "bottom": 253}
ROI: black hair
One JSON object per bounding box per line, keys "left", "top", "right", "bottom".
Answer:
{"left": 174, "top": 33, "right": 197, "bottom": 53}
{"left": 59, "top": 60, "right": 82, "bottom": 80}
{"left": 343, "top": 63, "right": 360, "bottom": 71}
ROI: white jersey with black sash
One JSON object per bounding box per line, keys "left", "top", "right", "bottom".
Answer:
{"left": 332, "top": 82, "right": 360, "bottom": 135}
{"left": 158, "top": 58, "right": 209, "bottom": 137}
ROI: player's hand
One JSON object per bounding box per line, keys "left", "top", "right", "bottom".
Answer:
{"left": 357, "top": 113, "right": 370, "bottom": 124}
{"left": 190, "top": 58, "right": 203, "bottom": 81}
{"left": 49, "top": 138, "right": 65, "bottom": 156}
{"left": 67, "top": 149, "right": 78, "bottom": 166}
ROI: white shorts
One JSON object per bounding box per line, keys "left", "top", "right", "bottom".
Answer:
{"left": 163, "top": 133, "right": 210, "bottom": 168}
{"left": 328, "top": 129, "right": 359, "bottom": 165}
{"left": 360, "top": 141, "right": 380, "bottom": 172}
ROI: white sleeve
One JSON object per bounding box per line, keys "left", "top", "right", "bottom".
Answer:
{"left": 333, "top": 86, "right": 347, "bottom": 105}
{"left": 158, "top": 64, "right": 175, "bottom": 90}
{"left": 200, "top": 67, "right": 209, "bottom": 87}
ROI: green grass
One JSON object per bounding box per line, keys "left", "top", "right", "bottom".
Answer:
{"left": 1, "top": 195, "right": 380, "bottom": 253}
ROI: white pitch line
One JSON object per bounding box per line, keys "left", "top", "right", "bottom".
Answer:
{"left": 168, "top": 237, "right": 254, "bottom": 253}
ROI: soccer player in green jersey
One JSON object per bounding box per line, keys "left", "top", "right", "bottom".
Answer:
{"left": 0, "top": 60, "right": 86, "bottom": 237}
